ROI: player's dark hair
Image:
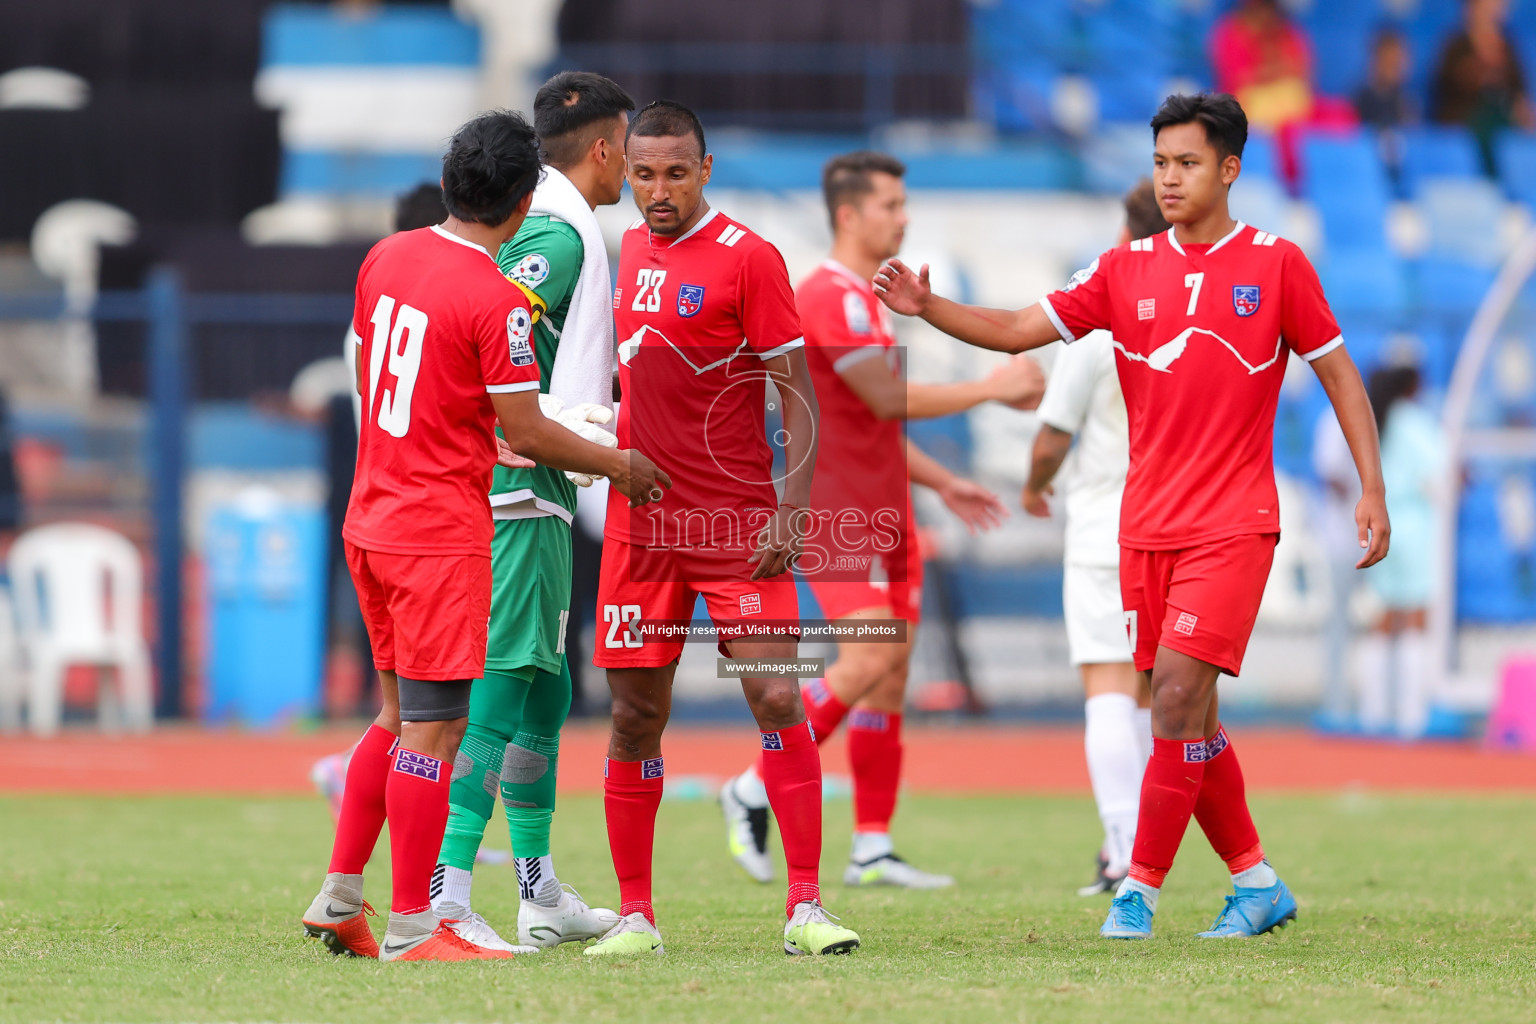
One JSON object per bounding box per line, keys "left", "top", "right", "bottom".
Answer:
{"left": 1123, "top": 177, "right": 1170, "bottom": 241}
{"left": 440, "top": 110, "right": 542, "bottom": 227}
{"left": 626, "top": 99, "right": 706, "bottom": 160}
{"left": 1367, "top": 364, "right": 1421, "bottom": 435}
{"left": 394, "top": 183, "right": 446, "bottom": 232}
{"left": 822, "top": 150, "right": 906, "bottom": 227}
{"left": 1150, "top": 92, "right": 1248, "bottom": 162}
{"left": 535, "top": 71, "right": 636, "bottom": 169}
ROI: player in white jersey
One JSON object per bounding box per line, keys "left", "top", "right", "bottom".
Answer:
{"left": 1021, "top": 180, "right": 1168, "bottom": 895}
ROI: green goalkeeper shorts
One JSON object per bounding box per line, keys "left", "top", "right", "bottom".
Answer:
{"left": 486, "top": 514, "right": 572, "bottom": 677}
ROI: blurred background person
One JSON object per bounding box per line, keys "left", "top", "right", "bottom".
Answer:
{"left": 1357, "top": 361, "right": 1448, "bottom": 739}
{"left": 1432, "top": 0, "right": 1534, "bottom": 176}
{"left": 1021, "top": 178, "right": 1165, "bottom": 897}
{"left": 1354, "top": 27, "right": 1417, "bottom": 189}
{"left": 1210, "top": 0, "right": 1316, "bottom": 135}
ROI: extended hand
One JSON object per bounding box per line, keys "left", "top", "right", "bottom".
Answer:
{"left": 541, "top": 394, "right": 617, "bottom": 486}
{"left": 610, "top": 450, "right": 671, "bottom": 508}
{"left": 1020, "top": 482, "right": 1053, "bottom": 519}
{"left": 748, "top": 506, "right": 810, "bottom": 581}
{"left": 496, "top": 435, "right": 535, "bottom": 469}
{"left": 1355, "top": 490, "right": 1390, "bottom": 569}
{"left": 987, "top": 354, "right": 1046, "bottom": 411}
{"left": 872, "top": 258, "right": 931, "bottom": 317}
{"left": 941, "top": 478, "right": 1008, "bottom": 534}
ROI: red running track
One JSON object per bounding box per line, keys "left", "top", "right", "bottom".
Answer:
{"left": 1, "top": 724, "right": 1535, "bottom": 795}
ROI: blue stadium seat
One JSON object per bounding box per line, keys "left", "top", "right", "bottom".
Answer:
{"left": 1241, "top": 131, "right": 1280, "bottom": 181}
{"left": 1301, "top": 132, "right": 1393, "bottom": 247}
{"left": 1497, "top": 133, "right": 1536, "bottom": 205}
{"left": 972, "top": 64, "right": 1059, "bottom": 134}
{"left": 1458, "top": 466, "right": 1536, "bottom": 623}
{"left": 1319, "top": 249, "right": 1408, "bottom": 314}
{"left": 1411, "top": 258, "right": 1497, "bottom": 315}
{"left": 1400, "top": 125, "right": 1484, "bottom": 193}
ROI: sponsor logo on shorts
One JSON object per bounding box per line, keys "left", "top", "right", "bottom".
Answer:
{"left": 393, "top": 749, "right": 442, "bottom": 782}
{"left": 1137, "top": 298, "right": 1156, "bottom": 320}
{"left": 641, "top": 756, "right": 665, "bottom": 779}
{"left": 761, "top": 731, "right": 784, "bottom": 751}
{"left": 1206, "top": 728, "right": 1229, "bottom": 760}
{"left": 739, "top": 593, "right": 763, "bottom": 616}
{"left": 1182, "top": 739, "right": 1210, "bottom": 763}
{"left": 1174, "top": 611, "right": 1198, "bottom": 636}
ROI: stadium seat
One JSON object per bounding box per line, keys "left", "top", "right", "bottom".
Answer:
{"left": 7, "top": 523, "right": 153, "bottom": 736}
{"left": 1497, "top": 133, "right": 1536, "bottom": 206}
{"left": 1318, "top": 249, "right": 1408, "bottom": 315}
{"left": 1301, "top": 132, "right": 1394, "bottom": 249}
{"left": 1241, "top": 131, "right": 1281, "bottom": 181}
{"left": 1417, "top": 177, "right": 1508, "bottom": 267}
{"left": 1411, "top": 257, "right": 1498, "bottom": 315}
{"left": 1400, "top": 126, "right": 1485, "bottom": 194}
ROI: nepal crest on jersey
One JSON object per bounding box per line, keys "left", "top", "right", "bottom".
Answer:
{"left": 677, "top": 283, "right": 705, "bottom": 317}
{"left": 1232, "top": 285, "right": 1261, "bottom": 317}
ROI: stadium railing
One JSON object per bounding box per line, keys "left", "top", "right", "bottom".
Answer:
{"left": 0, "top": 273, "right": 353, "bottom": 721}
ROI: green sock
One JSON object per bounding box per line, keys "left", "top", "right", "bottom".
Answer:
{"left": 437, "top": 669, "right": 534, "bottom": 871}
{"left": 501, "top": 659, "right": 572, "bottom": 861}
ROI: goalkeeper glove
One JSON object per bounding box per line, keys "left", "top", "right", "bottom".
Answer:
{"left": 539, "top": 393, "right": 617, "bottom": 486}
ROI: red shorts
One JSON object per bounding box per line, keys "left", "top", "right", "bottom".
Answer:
{"left": 594, "top": 539, "right": 800, "bottom": 668}
{"left": 1119, "top": 533, "right": 1277, "bottom": 677}
{"left": 346, "top": 541, "right": 492, "bottom": 681}
{"left": 807, "top": 528, "right": 924, "bottom": 624}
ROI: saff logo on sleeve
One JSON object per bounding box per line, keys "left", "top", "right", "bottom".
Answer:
{"left": 1232, "top": 285, "right": 1261, "bottom": 317}
{"left": 508, "top": 253, "right": 550, "bottom": 289}
{"left": 677, "top": 284, "right": 705, "bottom": 317}
{"left": 507, "top": 306, "right": 535, "bottom": 366}
{"left": 842, "top": 290, "right": 872, "bottom": 334}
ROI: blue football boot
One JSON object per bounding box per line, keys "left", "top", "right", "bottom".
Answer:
{"left": 1198, "top": 878, "right": 1298, "bottom": 938}
{"left": 1100, "top": 889, "right": 1154, "bottom": 939}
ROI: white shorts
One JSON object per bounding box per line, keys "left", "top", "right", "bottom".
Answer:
{"left": 1063, "top": 562, "right": 1133, "bottom": 666}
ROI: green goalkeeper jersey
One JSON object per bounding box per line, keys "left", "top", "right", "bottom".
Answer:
{"left": 490, "top": 213, "right": 584, "bottom": 523}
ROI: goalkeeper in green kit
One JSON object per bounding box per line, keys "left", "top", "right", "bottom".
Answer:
{"left": 428, "top": 72, "right": 636, "bottom": 951}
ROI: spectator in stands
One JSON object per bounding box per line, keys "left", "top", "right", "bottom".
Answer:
{"left": 1431, "top": 0, "right": 1533, "bottom": 176}
{"left": 0, "top": 388, "right": 19, "bottom": 554}
{"left": 1355, "top": 28, "right": 1417, "bottom": 191}
{"left": 1357, "top": 360, "right": 1447, "bottom": 740}
{"left": 1210, "top": 0, "right": 1315, "bottom": 134}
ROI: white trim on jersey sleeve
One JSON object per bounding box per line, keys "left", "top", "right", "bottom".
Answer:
{"left": 1301, "top": 334, "right": 1345, "bottom": 362}
{"left": 832, "top": 345, "right": 887, "bottom": 373}
{"left": 756, "top": 337, "right": 805, "bottom": 360}
{"left": 485, "top": 380, "right": 542, "bottom": 394}
{"left": 1039, "top": 297, "right": 1075, "bottom": 343}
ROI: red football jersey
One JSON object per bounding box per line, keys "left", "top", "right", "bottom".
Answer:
{"left": 797, "top": 260, "right": 911, "bottom": 578}
{"left": 1041, "top": 222, "right": 1342, "bottom": 549}
{"left": 607, "top": 208, "right": 804, "bottom": 548}
{"left": 345, "top": 225, "right": 542, "bottom": 556}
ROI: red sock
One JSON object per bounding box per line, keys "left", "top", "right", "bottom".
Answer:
{"left": 803, "top": 678, "right": 849, "bottom": 743}
{"left": 604, "top": 756, "right": 664, "bottom": 925}
{"left": 327, "top": 725, "right": 397, "bottom": 874}
{"left": 848, "top": 709, "right": 902, "bottom": 833}
{"left": 383, "top": 745, "right": 453, "bottom": 914}
{"left": 1191, "top": 726, "right": 1265, "bottom": 875}
{"left": 759, "top": 721, "right": 822, "bottom": 916}
{"left": 1126, "top": 737, "right": 1208, "bottom": 889}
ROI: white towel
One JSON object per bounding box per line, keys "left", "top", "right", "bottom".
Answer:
{"left": 530, "top": 165, "right": 615, "bottom": 428}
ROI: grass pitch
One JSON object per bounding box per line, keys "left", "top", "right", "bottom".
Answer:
{"left": 1, "top": 790, "right": 1534, "bottom": 1023}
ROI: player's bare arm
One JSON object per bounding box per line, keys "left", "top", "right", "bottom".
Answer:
{"left": 1021, "top": 424, "right": 1073, "bottom": 518}
{"left": 873, "top": 257, "right": 1064, "bottom": 354}
{"left": 1309, "top": 346, "right": 1390, "bottom": 569}
{"left": 905, "top": 437, "right": 1007, "bottom": 534}
{"left": 838, "top": 347, "right": 1044, "bottom": 420}
{"left": 489, "top": 390, "right": 669, "bottom": 507}
{"left": 749, "top": 347, "right": 818, "bottom": 581}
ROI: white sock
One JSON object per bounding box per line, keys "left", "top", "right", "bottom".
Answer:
{"left": 514, "top": 854, "right": 560, "bottom": 907}
{"left": 1085, "top": 693, "right": 1143, "bottom": 873}
{"left": 851, "top": 830, "right": 894, "bottom": 863}
{"left": 1232, "top": 860, "right": 1279, "bottom": 889}
{"left": 1356, "top": 632, "right": 1392, "bottom": 733}
{"left": 734, "top": 766, "right": 769, "bottom": 809}
{"left": 1116, "top": 876, "right": 1159, "bottom": 911}
{"left": 430, "top": 863, "right": 473, "bottom": 913}
{"left": 1395, "top": 630, "right": 1431, "bottom": 739}
{"left": 1134, "top": 706, "right": 1153, "bottom": 765}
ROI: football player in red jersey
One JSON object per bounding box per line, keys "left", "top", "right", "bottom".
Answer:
{"left": 718, "top": 151, "right": 1044, "bottom": 891}
{"left": 301, "top": 110, "right": 666, "bottom": 963}
{"left": 587, "top": 101, "right": 858, "bottom": 957}
{"left": 876, "top": 93, "right": 1389, "bottom": 940}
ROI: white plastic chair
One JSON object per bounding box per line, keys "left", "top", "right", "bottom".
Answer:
{"left": 7, "top": 523, "right": 153, "bottom": 735}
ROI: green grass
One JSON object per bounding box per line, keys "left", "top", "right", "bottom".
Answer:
{"left": 2, "top": 791, "right": 1534, "bottom": 1023}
